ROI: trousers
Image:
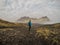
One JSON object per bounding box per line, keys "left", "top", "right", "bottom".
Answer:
{"left": 29, "top": 26, "right": 31, "bottom": 31}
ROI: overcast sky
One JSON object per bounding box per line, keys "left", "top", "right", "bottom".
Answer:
{"left": 0, "top": 0, "right": 60, "bottom": 23}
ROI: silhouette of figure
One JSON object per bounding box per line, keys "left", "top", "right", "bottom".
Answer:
{"left": 28, "top": 20, "right": 32, "bottom": 31}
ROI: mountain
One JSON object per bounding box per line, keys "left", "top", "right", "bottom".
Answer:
{"left": 0, "top": 19, "right": 20, "bottom": 27}
{"left": 17, "top": 16, "right": 50, "bottom": 24}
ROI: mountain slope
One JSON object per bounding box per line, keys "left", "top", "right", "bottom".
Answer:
{"left": 0, "top": 19, "right": 20, "bottom": 27}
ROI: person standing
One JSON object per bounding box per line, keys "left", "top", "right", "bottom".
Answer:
{"left": 28, "top": 20, "right": 32, "bottom": 31}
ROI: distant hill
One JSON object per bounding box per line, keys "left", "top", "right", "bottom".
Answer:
{"left": 17, "top": 16, "right": 50, "bottom": 24}
{"left": 0, "top": 19, "right": 20, "bottom": 27}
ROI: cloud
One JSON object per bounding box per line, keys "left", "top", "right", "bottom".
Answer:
{"left": 0, "top": 0, "right": 60, "bottom": 22}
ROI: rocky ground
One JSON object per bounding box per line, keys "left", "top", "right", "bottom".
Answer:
{"left": 0, "top": 24, "right": 60, "bottom": 45}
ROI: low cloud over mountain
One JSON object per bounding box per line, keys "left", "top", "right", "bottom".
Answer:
{"left": 17, "top": 16, "right": 50, "bottom": 24}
